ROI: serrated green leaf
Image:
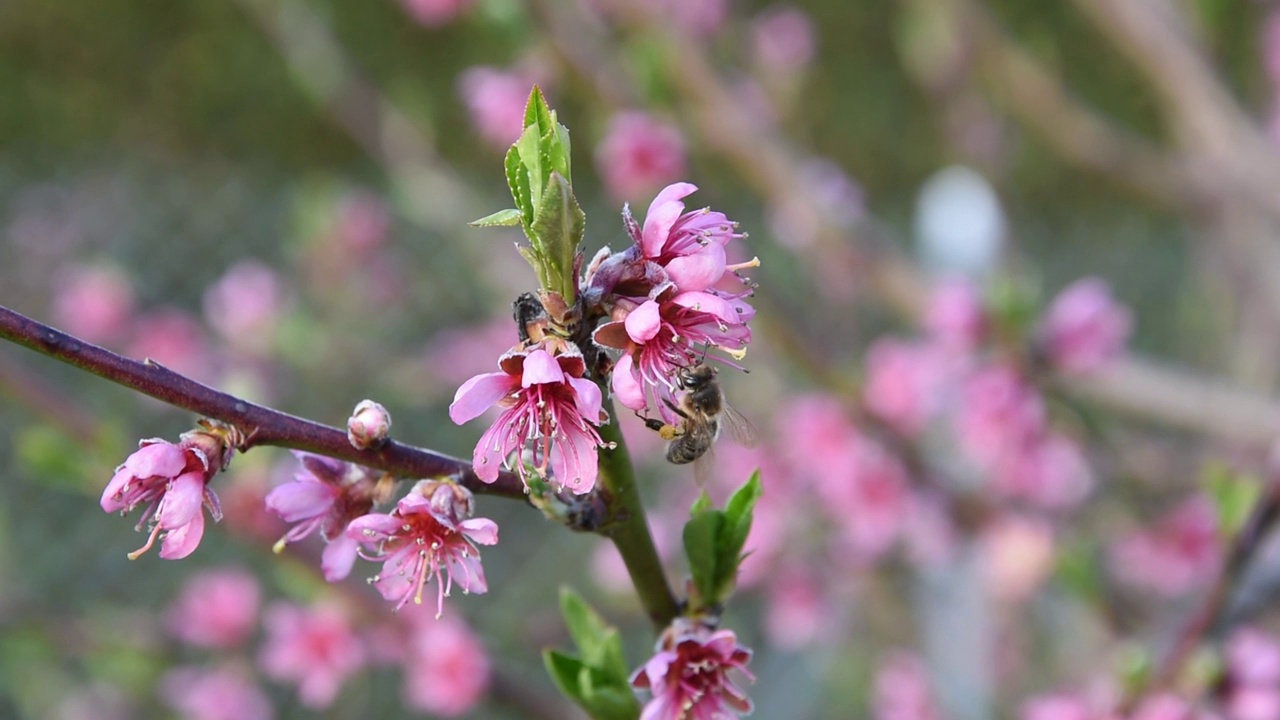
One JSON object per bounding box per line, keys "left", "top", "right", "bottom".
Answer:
{"left": 530, "top": 171, "right": 584, "bottom": 302}
{"left": 469, "top": 208, "right": 523, "bottom": 227}
{"left": 516, "top": 124, "right": 545, "bottom": 220}
{"left": 505, "top": 143, "right": 533, "bottom": 230}
{"left": 523, "top": 85, "right": 555, "bottom": 132}
{"left": 552, "top": 122, "right": 572, "bottom": 183}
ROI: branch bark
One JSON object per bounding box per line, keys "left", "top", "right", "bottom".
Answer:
{"left": 0, "top": 304, "right": 529, "bottom": 500}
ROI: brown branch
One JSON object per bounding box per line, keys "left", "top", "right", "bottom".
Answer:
{"left": 1146, "top": 475, "right": 1280, "bottom": 695}
{"left": 0, "top": 304, "right": 528, "bottom": 500}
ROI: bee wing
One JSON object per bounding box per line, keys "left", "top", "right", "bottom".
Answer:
{"left": 721, "top": 402, "right": 759, "bottom": 448}
{"left": 692, "top": 444, "right": 717, "bottom": 488}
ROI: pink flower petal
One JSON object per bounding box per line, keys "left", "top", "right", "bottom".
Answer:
{"left": 520, "top": 349, "right": 564, "bottom": 387}
{"left": 611, "top": 354, "right": 647, "bottom": 411}
{"left": 448, "top": 371, "right": 516, "bottom": 424}
{"left": 460, "top": 518, "right": 500, "bottom": 545}
{"left": 127, "top": 441, "right": 190, "bottom": 478}
{"left": 551, "top": 423, "right": 599, "bottom": 494}
{"left": 671, "top": 291, "right": 740, "bottom": 325}
{"left": 645, "top": 182, "right": 699, "bottom": 222}
{"left": 160, "top": 510, "right": 206, "bottom": 560}
{"left": 345, "top": 513, "right": 402, "bottom": 538}
{"left": 265, "top": 479, "right": 338, "bottom": 522}
{"left": 569, "top": 376, "right": 603, "bottom": 422}
{"left": 101, "top": 466, "right": 134, "bottom": 512}
{"left": 321, "top": 534, "right": 359, "bottom": 582}
{"left": 160, "top": 472, "right": 208, "bottom": 529}
{"left": 624, "top": 300, "right": 663, "bottom": 343}
{"left": 664, "top": 244, "right": 726, "bottom": 292}
{"left": 448, "top": 553, "right": 489, "bottom": 595}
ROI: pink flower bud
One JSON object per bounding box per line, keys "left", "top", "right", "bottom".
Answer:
{"left": 1039, "top": 278, "right": 1132, "bottom": 374}
{"left": 347, "top": 399, "right": 392, "bottom": 450}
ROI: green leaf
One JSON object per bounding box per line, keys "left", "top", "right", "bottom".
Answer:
{"left": 1055, "top": 538, "right": 1101, "bottom": 602}
{"left": 529, "top": 171, "right": 585, "bottom": 302}
{"left": 683, "top": 508, "right": 724, "bottom": 609}
{"left": 544, "top": 650, "right": 590, "bottom": 704}
{"left": 505, "top": 143, "right": 534, "bottom": 230}
{"left": 1203, "top": 462, "right": 1262, "bottom": 538}
{"left": 683, "top": 473, "right": 764, "bottom": 610}
{"left": 523, "top": 85, "right": 555, "bottom": 133}
{"left": 515, "top": 123, "right": 545, "bottom": 222}
{"left": 560, "top": 588, "right": 615, "bottom": 669}
{"left": 469, "top": 208, "right": 523, "bottom": 227}
{"left": 545, "top": 589, "right": 641, "bottom": 720}
{"left": 724, "top": 471, "right": 763, "bottom": 526}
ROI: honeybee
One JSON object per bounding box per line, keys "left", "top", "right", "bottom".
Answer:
{"left": 644, "top": 362, "right": 758, "bottom": 484}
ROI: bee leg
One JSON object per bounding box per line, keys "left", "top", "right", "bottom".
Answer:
{"left": 661, "top": 398, "right": 692, "bottom": 420}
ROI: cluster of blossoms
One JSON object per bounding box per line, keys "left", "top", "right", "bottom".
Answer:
{"left": 863, "top": 276, "right": 1132, "bottom": 510}
{"left": 449, "top": 182, "right": 757, "bottom": 493}
{"left": 1020, "top": 627, "right": 1280, "bottom": 720}
{"left": 151, "top": 566, "right": 491, "bottom": 718}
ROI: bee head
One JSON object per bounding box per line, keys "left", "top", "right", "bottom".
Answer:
{"left": 676, "top": 362, "right": 716, "bottom": 390}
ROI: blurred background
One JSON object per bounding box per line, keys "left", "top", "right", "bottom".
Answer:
{"left": 4, "top": 0, "right": 1280, "bottom": 718}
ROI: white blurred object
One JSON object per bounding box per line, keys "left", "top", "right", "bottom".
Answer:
{"left": 914, "top": 166, "right": 1005, "bottom": 278}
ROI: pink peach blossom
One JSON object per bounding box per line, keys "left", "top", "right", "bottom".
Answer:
{"left": 202, "top": 260, "right": 286, "bottom": 348}
{"left": 101, "top": 439, "right": 223, "bottom": 560}
{"left": 166, "top": 567, "right": 261, "bottom": 648}
{"left": 863, "top": 338, "right": 948, "bottom": 436}
{"left": 596, "top": 111, "right": 687, "bottom": 203}
{"left": 751, "top": 6, "right": 816, "bottom": 73}
{"left": 265, "top": 452, "right": 386, "bottom": 582}
{"left": 1039, "top": 278, "right": 1132, "bottom": 374}
{"left": 51, "top": 264, "right": 134, "bottom": 345}
{"left": 873, "top": 652, "right": 940, "bottom": 720}
{"left": 259, "top": 602, "right": 366, "bottom": 709}
{"left": 450, "top": 345, "right": 606, "bottom": 493}
{"left": 632, "top": 619, "right": 754, "bottom": 720}
{"left": 347, "top": 483, "right": 498, "bottom": 615}
{"left": 401, "top": 613, "right": 491, "bottom": 716}
{"left": 1110, "top": 495, "right": 1221, "bottom": 597}
{"left": 159, "top": 665, "right": 273, "bottom": 720}
{"left": 127, "top": 308, "right": 213, "bottom": 381}
{"left": 924, "top": 277, "right": 986, "bottom": 351}
{"left": 458, "top": 67, "right": 534, "bottom": 149}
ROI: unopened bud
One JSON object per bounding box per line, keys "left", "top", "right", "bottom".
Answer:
{"left": 348, "top": 400, "right": 392, "bottom": 450}
{"left": 414, "top": 479, "right": 475, "bottom": 525}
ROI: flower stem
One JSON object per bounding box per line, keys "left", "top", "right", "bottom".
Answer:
{"left": 595, "top": 398, "right": 680, "bottom": 629}
{"left": 0, "top": 304, "right": 528, "bottom": 500}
